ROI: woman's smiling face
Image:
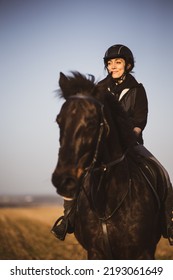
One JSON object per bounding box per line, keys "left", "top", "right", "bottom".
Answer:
{"left": 107, "top": 58, "right": 126, "bottom": 79}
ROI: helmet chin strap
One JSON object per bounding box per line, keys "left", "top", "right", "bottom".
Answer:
{"left": 109, "top": 71, "right": 126, "bottom": 85}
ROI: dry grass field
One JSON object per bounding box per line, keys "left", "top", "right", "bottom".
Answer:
{"left": 0, "top": 205, "right": 172, "bottom": 260}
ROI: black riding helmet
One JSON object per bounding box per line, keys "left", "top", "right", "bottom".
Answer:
{"left": 104, "top": 44, "right": 134, "bottom": 72}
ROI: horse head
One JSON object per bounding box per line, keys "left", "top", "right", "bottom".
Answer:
{"left": 52, "top": 72, "right": 109, "bottom": 199}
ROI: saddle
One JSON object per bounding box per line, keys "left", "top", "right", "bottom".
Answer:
{"left": 137, "top": 154, "right": 173, "bottom": 243}
{"left": 140, "top": 157, "right": 167, "bottom": 206}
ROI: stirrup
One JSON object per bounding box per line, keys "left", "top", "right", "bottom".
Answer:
{"left": 51, "top": 216, "right": 68, "bottom": 241}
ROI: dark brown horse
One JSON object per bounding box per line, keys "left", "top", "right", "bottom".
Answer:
{"left": 52, "top": 72, "right": 165, "bottom": 259}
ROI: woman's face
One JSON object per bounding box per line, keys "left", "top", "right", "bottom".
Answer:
{"left": 107, "top": 58, "right": 126, "bottom": 79}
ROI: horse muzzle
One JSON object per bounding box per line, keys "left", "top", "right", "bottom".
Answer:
{"left": 52, "top": 172, "right": 78, "bottom": 199}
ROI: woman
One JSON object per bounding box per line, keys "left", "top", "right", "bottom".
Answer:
{"left": 99, "top": 44, "right": 148, "bottom": 145}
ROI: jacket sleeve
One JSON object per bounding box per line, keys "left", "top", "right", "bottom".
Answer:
{"left": 132, "top": 84, "right": 148, "bottom": 131}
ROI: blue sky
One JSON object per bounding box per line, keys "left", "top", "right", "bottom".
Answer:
{"left": 0, "top": 0, "right": 173, "bottom": 195}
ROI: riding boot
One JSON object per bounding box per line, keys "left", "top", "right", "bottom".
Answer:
{"left": 51, "top": 199, "right": 75, "bottom": 241}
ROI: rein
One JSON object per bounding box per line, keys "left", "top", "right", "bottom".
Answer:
{"left": 92, "top": 153, "right": 126, "bottom": 172}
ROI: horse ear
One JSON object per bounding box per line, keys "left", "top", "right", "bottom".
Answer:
{"left": 59, "top": 72, "right": 69, "bottom": 99}
{"left": 59, "top": 72, "right": 68, "bottom": 89}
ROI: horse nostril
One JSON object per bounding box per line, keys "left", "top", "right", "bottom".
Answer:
{"left": 61, "top": 176, "right": 76, "bottom": 189}
{"left": 52, "top": 173, "right": 77, "bottom": 198}
{"left": 61, "top": 177, "right": 76, "bottom": 186}
{"left": 58, "top": 176, "right": 77, "bottom": 198}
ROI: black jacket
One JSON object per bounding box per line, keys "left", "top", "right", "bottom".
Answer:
{"left": 99, "top": 74, "right": 148, "bottom": 144}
